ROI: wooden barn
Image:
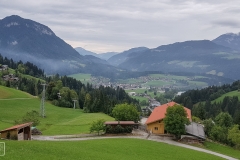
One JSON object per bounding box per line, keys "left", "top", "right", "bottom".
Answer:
{"left": 0, "top": 122, "right": 32, "bottom": 140}
{"left": 145, "top": 102, "right": 192, "bottom": 134}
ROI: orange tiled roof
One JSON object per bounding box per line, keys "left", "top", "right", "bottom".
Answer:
{"left": 145, "top": 101, "right": 191, "bottom": 124}
{"left": 0, "top": 122, "right": 33, "bottom": 132}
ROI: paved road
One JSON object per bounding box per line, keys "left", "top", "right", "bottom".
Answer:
{"left": 32, "top": 130, "right": 237, "bottom": 160}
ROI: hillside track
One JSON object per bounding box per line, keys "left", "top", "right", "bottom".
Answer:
{"left": 0, "top": 98, "right": 33, "bottom": 100}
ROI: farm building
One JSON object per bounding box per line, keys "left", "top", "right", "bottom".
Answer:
{"left": 0, "top": 122, "right": 32, "bottom": 140}
{"left": 145, "top": 102, "right": 192, "bottom": 134}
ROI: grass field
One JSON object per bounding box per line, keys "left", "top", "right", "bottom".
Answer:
{"left": 0, "top": 85, "right": 32, "bottom": 99}
{"left": 68, "top": 73, "right": 91, "bottom": 83}
{"left": 0, "top": 138, "right": 224, "bottom": 160}
{"left": 212, "top": 90, "right": 240, "bottom": 103}
{"left": 0, "top": 85, "right": 114, "bottom": 135}
{"left": 204, "top": 141, "right": 240, "bottom": 159}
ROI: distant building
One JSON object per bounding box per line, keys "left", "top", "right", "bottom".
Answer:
{"left": 128, "top": 92, "right": 136, "bottom": 96}
{"left": 0, "top": 65, "right": 8, "bottom": 71}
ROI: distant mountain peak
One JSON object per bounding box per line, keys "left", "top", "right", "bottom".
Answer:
{"left": 212, "top": 32, "right": 240, "bottom": 51}
{"left": 1, "top": 15, "right": 54, "bottom": 36}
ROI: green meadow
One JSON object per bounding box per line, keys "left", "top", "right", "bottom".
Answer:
{"left": 68, "top": 73, "right": 91, "bottom": 83}
{"left": 0, "top": 85, "right": 32, "bottom": 99}
{"left": 0, "top": 138, "right": 224, "bottom": 160}
{"left": 204, "top": 141, "right": 240, "bottom": 159}
{"left": 0, "top": 85, "right": 114, "bottom": 135}
{"left": 212, "top": 90, "right": 240, "bottom": 103}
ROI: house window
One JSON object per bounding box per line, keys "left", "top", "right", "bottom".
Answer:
{"left": 154, "top": 127, "right": 158, "bottom": 130}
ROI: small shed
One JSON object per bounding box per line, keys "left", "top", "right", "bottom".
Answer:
{"left": 0, "top": 122, "right": 33, "bottom": 140}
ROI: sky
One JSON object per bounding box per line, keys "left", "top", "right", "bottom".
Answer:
{"left": 0, "top": 0, "right": 240, "bottom": 53}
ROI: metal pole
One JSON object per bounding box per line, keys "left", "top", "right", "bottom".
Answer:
{"left": 40, "top": 84, "right": 46, "bottom": 118}
{"left": 72, "top": 100, "right": 77, "bottom": 109}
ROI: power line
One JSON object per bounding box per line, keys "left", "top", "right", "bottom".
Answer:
{"left": 72, "top": 100, "right": 77, "bottom": 109}
{"left": 40, "top": 84, "right": 47, "bottom": 118}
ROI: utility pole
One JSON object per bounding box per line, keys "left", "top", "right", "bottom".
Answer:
{"left": 72, "top": 100, "right": 77, "bottom": 109}
{"left": 40, "top": 84, "right": 47, "bottom": 118}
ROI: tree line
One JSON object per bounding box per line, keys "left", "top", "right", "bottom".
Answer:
{"left": 174, "top": 81, "right": 240, "bottom": 148}
{"left": 0, "top": 54, "right": 140, "bottom": 115}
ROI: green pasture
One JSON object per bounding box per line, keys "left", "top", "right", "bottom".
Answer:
{"left": 204, "top": 141, "right": 240, "bottom": 159}
{"left": 212, "top": 90, "right": 240, "bottom": 103}
{"left": 143, "top": 80, "right": 173, "bottom": 87}
{"left": 68, "top": 73, "right": 91, "bottom": 82}
{"left": 149, "top": 74, "right": 188, "bottom": 80}
{"left": 0, "top": 85, "right": 32, "bottom": 99}
{"left": 0, "top": 85, "right": 114, "bottom": 135}
{"left": 0, "top": 138, "right": 224, "bottom": 160}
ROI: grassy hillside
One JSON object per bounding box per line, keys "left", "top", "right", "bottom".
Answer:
{"left": 212, "top": 90, "right": 240, "bottom": 103}
{"left": 0, "top": 85, "right": 114, "bottom": 135}
{"left": 0, "top": 139, "right": 224, "bottom": 160}
{"left": 0, "top": 85, "right": 33, "bottom": 99}
{"left": 204, "top": 141, "right": 240, "bottom": 159}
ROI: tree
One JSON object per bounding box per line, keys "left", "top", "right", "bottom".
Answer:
{"left": 215, "top": 112, "right": 233, "bottom": 128}
{"left": 163, "top": 104, "right": 190, "bottom": 139}
{"left": 209, "top": 125, "right": 228, "bottom": 143}
{"left": 112, "top": 103, "right": 140, "bottom": 122}
{"left": 228, "top": 125, "right": 240, "bottom": 149}
{"left": 15, "top": 110, "right": 40, "bottom": 126}
{"left": 90, "top": 119, "right": 105, "bottom": 135}
{"left": 203, "top": 118, "right": 214, "bottom": 136}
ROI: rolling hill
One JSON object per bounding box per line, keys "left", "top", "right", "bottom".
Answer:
{"left": 0, "top": 85, "right": 114, "bottom": 135}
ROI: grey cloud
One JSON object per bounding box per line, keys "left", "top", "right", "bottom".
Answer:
{"left": 212, "top": 20, "right": 240, "bottom": 28}
{"left": 1, "top": 0, "right": 240, "bottom": 53}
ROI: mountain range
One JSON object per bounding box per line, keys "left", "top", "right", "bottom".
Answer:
{"left": 1, "top": 15, "right": 240, "bottom": 80}
{"left": 75, "top": 47, "right": 118, "bottom": 60}
{"left": 0, "top": 15, "right": 119, "bottom": 76}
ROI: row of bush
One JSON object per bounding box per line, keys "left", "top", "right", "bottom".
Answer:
{"left": 105, "top": 125, "right": 133, "bottom": 134}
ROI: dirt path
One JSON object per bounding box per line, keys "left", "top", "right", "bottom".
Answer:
{"left": 0, "top": 98, "right": 32, "bottom": 100}
{"left": 32, "top": 130, "right": 237, "bottom": 160}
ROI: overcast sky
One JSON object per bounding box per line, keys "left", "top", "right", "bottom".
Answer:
{"left": 0, "top": 0, "right": 240, "bottom": 53}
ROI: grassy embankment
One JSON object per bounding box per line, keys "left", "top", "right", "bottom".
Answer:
{"left": 0, "top": 138, "right": 225, "bottom": 160}
{"left": 203, "top": 141, "right": 240, "bottom": 159}
{"left": 0, "top": 85, "right": 114, "bottom": 135}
